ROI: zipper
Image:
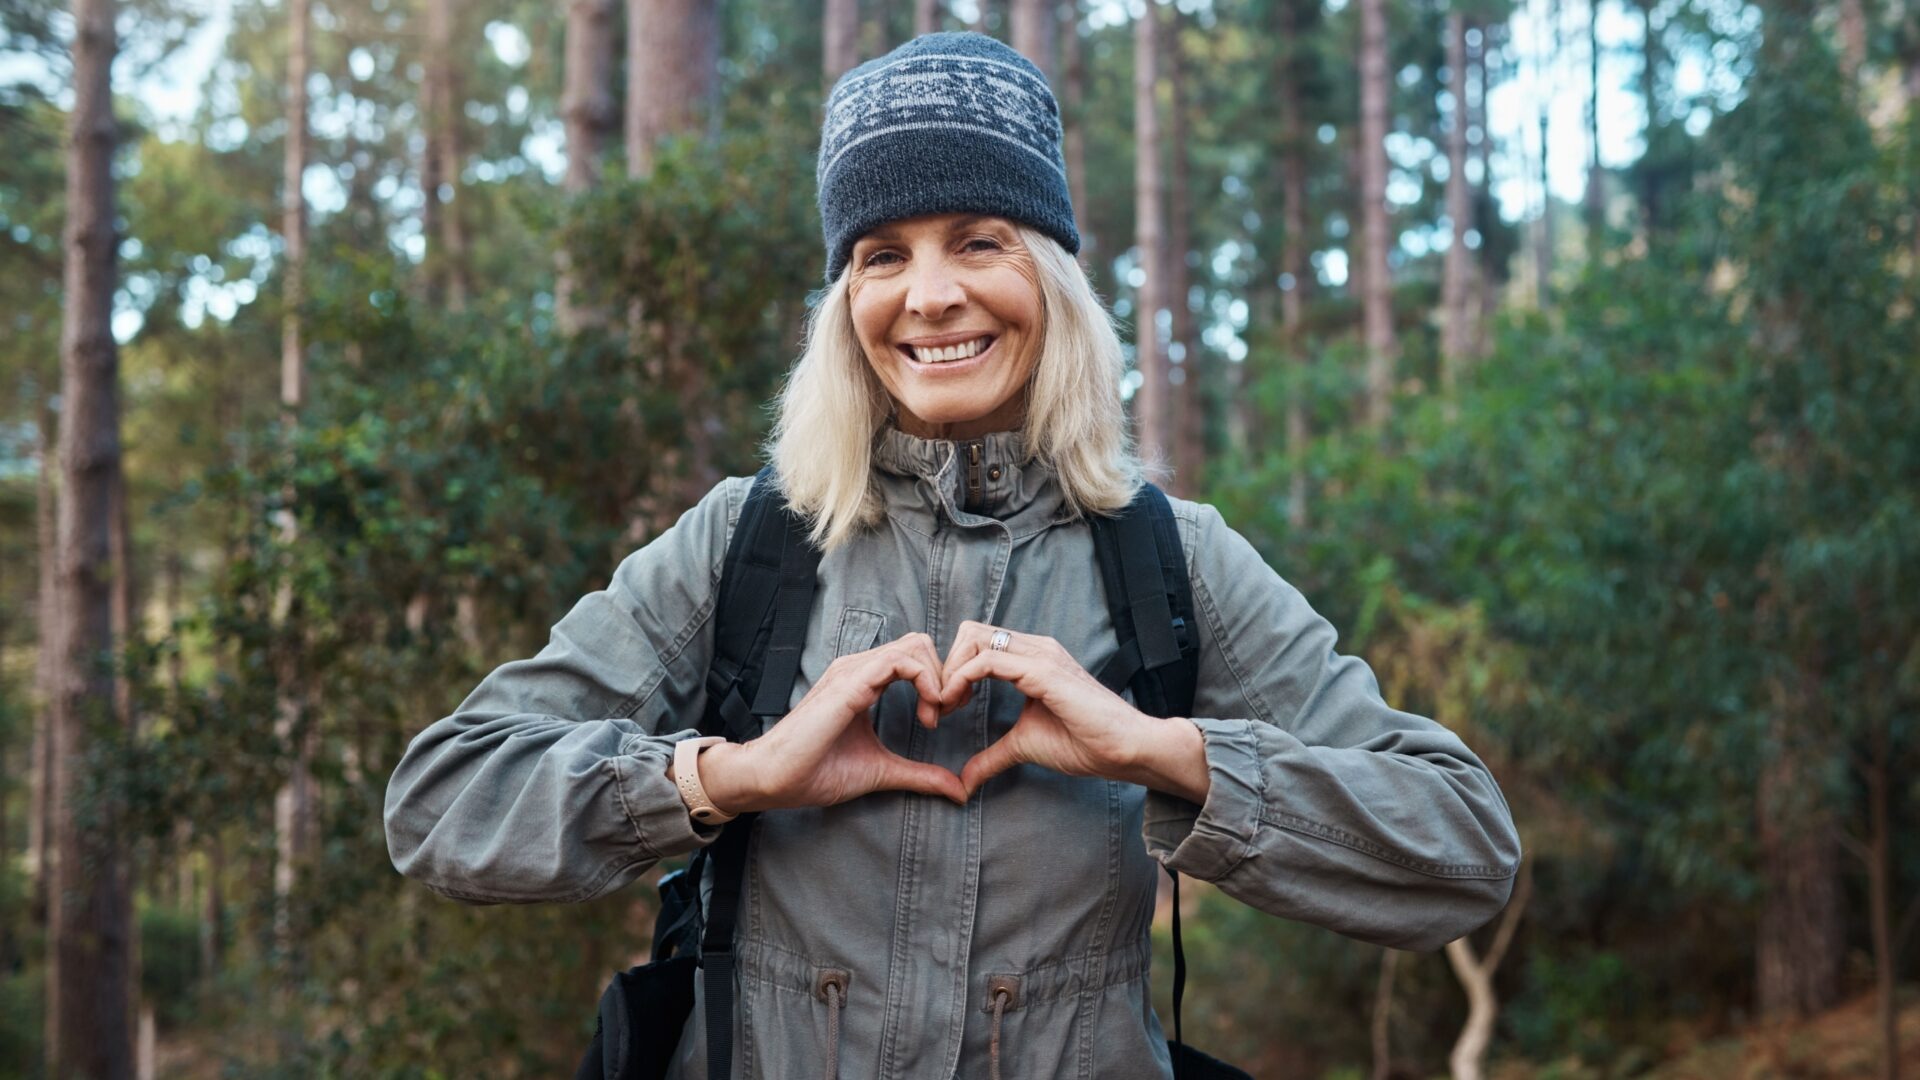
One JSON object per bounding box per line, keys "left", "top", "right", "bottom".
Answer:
{"left": 963, "top": 439, "right": 985, "bottom": 514}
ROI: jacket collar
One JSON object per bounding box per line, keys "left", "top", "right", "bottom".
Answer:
{"left": 871, "top": 425, "right": 1067, "bottom": 534}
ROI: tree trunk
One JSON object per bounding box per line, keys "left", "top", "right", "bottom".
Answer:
{"left": 1279, "top": 0, "right": 1309, "bottom": 529}
{"left": 1755, "top": 711, "right": 1845, "bottom": 1017}
{"left": 1061, "top": 0, "right": 1093, "bottom": 268}
{"left": 1370, "top": 948, "right": 1398, "bottom": 1080}
{"left": 1536, "top": 0, "right": 1557, "bottom": 308}
{"left": 1445, "top": 856, "right": 1533, "bottom": 1080}
{"left": 1164, "top": 6, "right": 1201, "bottom": 496}
{"left": 200, "top": 830, "right": 223, "bottom": 977}
{"left": 424, "top": 0, "right": 468, "bottom": 311}
{"left": 1133, "top": 0, "right": 1169, "bottom": 468}
{"left": 1862, "top": 719, "right": 1900, "bottom": 1080}
{"left": 629, "top": 0, "right": 721, "bottom": 510}
{"left": 1471, "top": 20, "right": 1495, "bottom": 355}
{"left": 1011, "top": 0, "right": 1053, "bottom": 79}
{"left": 1836, "top": 0, "right": 1866, "bottom": 81}
{"left": 1584, "top": 0, "right": 1604, "bottom": 258}
{"left": 556, "top": 0, "right": 619, "bottom": 334}
{"left": 630, "top": 0, "right": 719, "bottom": 178}
{"left": 1637, "top": 0, "right": 1662, "bottom": 239}
{"left": 1357, "top": 0, "right": 1398, "bottom": 426}
{"left": 30, "top": 402, "right": 57, "bottom": 927}
{"left": 916, "top": 0, "right": 941, "bottom": 36}
{"left": 824, "top": 0, "right": 860, "bottom": 86}
{"left": 107, "top": 464, "right": 135, "bottom": 730}
{"left": 273, "top": 0, "right": 314, "bottom": 973}
{"left": 48, "top": 1, "right": 135, "bottom": 1073}
{"left": 285, "top": 0, "right": 311, "bottom": 449}
{"left": 1441, "top": 10, "right": 1474, "bottom": 396}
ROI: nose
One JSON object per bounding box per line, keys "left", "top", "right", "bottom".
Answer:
{"left": 903, "top": 257, "right": 967, "bottom": 322}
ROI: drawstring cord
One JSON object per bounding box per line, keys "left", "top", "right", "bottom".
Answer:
{"left": 823, "top": 981, "right": 843, "bottom": 1080}
{"left": 989, "top": 986, "right": 1012, "bottom": 1080}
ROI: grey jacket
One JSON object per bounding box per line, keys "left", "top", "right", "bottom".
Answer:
{"left": 384, "top": 427, "right": 1521, "bottom": 1080}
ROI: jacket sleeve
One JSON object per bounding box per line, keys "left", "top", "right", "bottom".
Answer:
{"left": 1141, "top": 502, "right": 1522, "bottom": 952}
{"left": 383, "top": 476, "right": 752, "bottom": 905}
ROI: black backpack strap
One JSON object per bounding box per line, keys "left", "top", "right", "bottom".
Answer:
{"left": 1088, "top": 482, "right": 1204, "bottom": 1073}
{"left": 695, "top": 466, "right": 824, "bottom": 1080}
{"left": 1088, "top": 482, "right": 1197, "bottom": 716}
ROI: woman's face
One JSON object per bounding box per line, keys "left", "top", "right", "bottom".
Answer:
{"left": 847, "top": 212, "right": 1043, "bottom": 441}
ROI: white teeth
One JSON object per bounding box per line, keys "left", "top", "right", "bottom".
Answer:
{"left": 910, "top": 336, "right": 991, "bottom": 363}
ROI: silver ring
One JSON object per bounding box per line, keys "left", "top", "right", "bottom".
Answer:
{"left": 989, "top": 630, "right": 1011, "bottom": 652}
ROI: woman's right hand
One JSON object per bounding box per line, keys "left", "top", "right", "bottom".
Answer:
{"left": 686, "top": 633, "right": 967, "bottom": 813}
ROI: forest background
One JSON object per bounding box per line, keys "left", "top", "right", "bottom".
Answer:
{"left": 3, "top": 0, "right": 1919, "bottom": 1076}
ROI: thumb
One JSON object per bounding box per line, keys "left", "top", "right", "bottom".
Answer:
{"left": 876, "top": 753, "right": 969, "bottom": 805}
{"left": 960, "top": 732, "right": 1025, "bottom": 798}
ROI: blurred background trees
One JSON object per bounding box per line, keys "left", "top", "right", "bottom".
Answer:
{"left": 1, "top": 0, "right": 1916, "bottom": 1076}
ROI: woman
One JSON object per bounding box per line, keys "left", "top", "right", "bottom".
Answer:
{"left": 384, "top": 31, "right": 1520, "bottom": 1080}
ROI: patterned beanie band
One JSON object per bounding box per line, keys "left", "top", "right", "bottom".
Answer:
{"left": 817, "top": 31, "right": 1081, "bottom": 282}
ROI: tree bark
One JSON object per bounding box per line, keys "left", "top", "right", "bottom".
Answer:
{"left": 1837, "top": 0, "right": 1866, "bottom": 81}
{"left": 1011, "top": 0, "right": 1053, "bottom": 79}
{"left": 1133, "top": 0, "right": 1169, "bottom": 469}
{"left": 1441, "top": 10, "right": 1475, "bottom": 396}
{"left": 30, "top": 401, "right": 57, "bottom": 927}
{"left": 629, "top": 0, "right": 721, "bottom": 510}
{"left": 1357, "top": 0, "right": 1398, "bottom": 426}
{"left": 200, "top": 831, "right": 223, "bottom": 977}
{"left": 1445, "top": 856, "right": 1533, "bottom": 1080}
{"left": 273, "top": 0, "right": 314, "bottom": 973}
{"left": 1637, "top": 0, "right": 1662, "bottom": 238}
{"left": 1862, "top": 718, "right": 1900, "bottom": 1080}
{"left": 48, "top": 1, "right": 135, "bottom": 1074}
{"left": 283, "top": 0, "right": 308, "bottom": 418}
{"left": 629, "top": 0, "right": 719, "bottom": 178}
{"left": 1278, "top": 0, "right": 1309, "bottom": 529}
{"left": 556, "top": 0, "right": 619, "bottom": 334}
{"left": 825, "top": 0, "right": 860, "bottom": 86}
{"left": 1370, "top": 948, "right": 1398, "bottom": 1080}
{"left": 1584, "top": 0, "right": 1604, "bottom": 258}
{"left": 423, "top": 0, "right": 468, "bottom": 311}
{"left": 916, "top": 0, "right": 941, "bottom": 36}
{"left": 1536, "top": 0, "right": 1557, "bottom": 308}
{"left": 1755, "top": 710, "right": 1845, "bottom": 1018}
{"left": 1471, "top": 20, "right": 1495, "bottom": 354}
{"left": 1164, "top": 6, "right": 1201, "bottom": 496}
{"left": 1061, "top": 0, "right": 1093, "bottom": 268}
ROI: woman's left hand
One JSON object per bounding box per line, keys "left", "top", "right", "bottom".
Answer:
{"left": 939, "top": 620, "right": 1210, "bottom": 802}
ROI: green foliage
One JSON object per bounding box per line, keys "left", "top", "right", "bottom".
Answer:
{"left": 5, "top": 0, "right": 1920, "bottom": 1075}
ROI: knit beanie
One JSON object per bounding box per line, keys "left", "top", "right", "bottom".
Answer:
{"left": 817, "top": 31, "right": 1081, "bottom": 282}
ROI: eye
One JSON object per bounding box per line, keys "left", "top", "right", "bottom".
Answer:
{"left": 860, "top": 248, "right": 902, "bottom": 268}
{"left": 962, "top": 236, "right": 1003, "bottom": 253}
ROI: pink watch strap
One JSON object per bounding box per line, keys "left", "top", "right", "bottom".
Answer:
{"left": 673, "top": 735, "right": 738, "bottom": 825}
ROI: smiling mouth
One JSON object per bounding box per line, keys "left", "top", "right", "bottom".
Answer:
{"left": 898, "top": 335, "right": 996, "bottom": 364}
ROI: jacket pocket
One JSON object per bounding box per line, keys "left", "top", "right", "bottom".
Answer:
{"left": 834, "top": 607, "right": 887, "bottom": 657}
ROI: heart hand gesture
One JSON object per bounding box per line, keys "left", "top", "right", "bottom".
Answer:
{"left": 695, "top": 633, "right": 968, "bottom": 813}
{"left": 939, "top": 621, "right": 1210, "bottom": 803}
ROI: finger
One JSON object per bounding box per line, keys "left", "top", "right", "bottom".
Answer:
{"left": 876, "top": 754, "right": 969, "bottom": 805}
{"left": 894, "top": 633, "right": 946, "bottom": 729}
{"left": 947, "top": 647, "right": 1048, "bottom": 702}
{"left": 938, "top": 623, "right": 987, "bottom": 703}
{"left": 872, "top": 641, "right": 949, "bottom": 731}
{"left": 960, "top": 732, "right": 1027, "bottom": 797}
{"left": 940, "top": 623, "right": 1021, "bottom": 705}
{"left": 839, "top": 649, "right": 941, "bottom": 722}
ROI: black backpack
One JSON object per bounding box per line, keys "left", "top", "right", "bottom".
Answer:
{"left": 577, "top": 466, "right": 1247, "bottom": 1080}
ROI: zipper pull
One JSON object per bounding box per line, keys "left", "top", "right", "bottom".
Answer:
{"left": 964, "top": 440, "right": 985, "bottom": 514}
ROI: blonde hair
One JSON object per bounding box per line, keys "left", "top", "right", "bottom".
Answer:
{"left": 769, "top": 225, "right": 1142, "bottom": 550}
